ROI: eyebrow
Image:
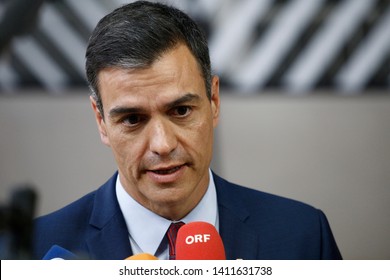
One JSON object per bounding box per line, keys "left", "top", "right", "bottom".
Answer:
{"left": 108, "top": 106, "right": 143, "bottom": 120}
{"left": 164, "top": 93, "right": 200, "bottom": 110}
{"left": 108, "top": 93, "right": 200, "bottom": 119}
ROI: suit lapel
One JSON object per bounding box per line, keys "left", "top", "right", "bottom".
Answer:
{"left": 86, "top": 215, "right": 133, "bottom": 259}
{"left": 85, "top": 173, "right": 133, "bottom": 259}
{"left": 214, "top": 173, "right": 259, "bottom": 260}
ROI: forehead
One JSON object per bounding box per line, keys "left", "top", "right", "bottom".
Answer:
{"left": 97, "top": 44, "right": 206, "bottom": 104}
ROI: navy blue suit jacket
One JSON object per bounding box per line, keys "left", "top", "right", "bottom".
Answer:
{"left": 33, "top": 172, "right": 342, "bottom": 259}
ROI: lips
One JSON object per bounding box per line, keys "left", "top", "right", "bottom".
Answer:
{"left": 146, "top": 164, "right": 186, "bottom": 183}
{"left": 151, "top": 165, "right": 182, "bottom": 175}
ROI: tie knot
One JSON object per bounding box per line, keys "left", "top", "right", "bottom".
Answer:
{"left": 167, "top": 221, "right": 185, "bottom": 260}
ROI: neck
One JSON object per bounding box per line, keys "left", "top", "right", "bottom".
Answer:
{"left": 119, "top": 170, "right": 210, "bottom": 222}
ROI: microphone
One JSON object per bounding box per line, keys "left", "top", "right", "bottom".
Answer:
{"left": 175, "top": 221, "right": 226, "bottom": 260}
{"left": 0, "top": 185, "right": 37, "bottom": 259}
{"left": 42, "top": 245, "right": 78, "bottom": 260}
{"left": 125, "top": 253, "right": 158, "bottom": 260}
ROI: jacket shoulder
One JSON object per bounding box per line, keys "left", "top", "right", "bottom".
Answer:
{"left": 35, "top": 191, "right": 96, "bottom": 227}
{"left": 214, "top": 174, "right": 319, "bottom": 217}
{"left": 33, "top": 191, "right": 97, "bottom": 258}
{"left": 214, "top": 173, "right": 342, "bottom": 259}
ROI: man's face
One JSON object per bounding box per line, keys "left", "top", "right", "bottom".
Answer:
{"left": 91, "top": 44, "right": 220, "bottom": 220}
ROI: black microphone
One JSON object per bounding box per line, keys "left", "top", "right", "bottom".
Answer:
{"left": 0, "top": 185, "right": 37, "bottom": 259}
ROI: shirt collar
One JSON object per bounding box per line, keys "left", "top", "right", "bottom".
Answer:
{"left": 115, "top": 170, "right": 218, "bottom": 256}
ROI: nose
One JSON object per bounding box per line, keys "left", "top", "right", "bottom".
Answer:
{"left": 148, "top": 118, "right": 178, "bottom": 156}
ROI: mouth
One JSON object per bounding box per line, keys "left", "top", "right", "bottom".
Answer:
{"left": 146, "top": 164, "right": 187, "bottom": 183}
{"left": 150, "top": 165, "right": 183, "bottom": 175}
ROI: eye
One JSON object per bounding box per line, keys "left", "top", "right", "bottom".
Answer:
{"left": 172, "top": 106, "right": 191, "bottom": 117}
{"left": 123, "top": 114, "right": 144, "bottom": 127}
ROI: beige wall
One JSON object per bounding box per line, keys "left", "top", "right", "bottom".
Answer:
{"left": 1, "top": 92, "right": 389, "bottom": 259}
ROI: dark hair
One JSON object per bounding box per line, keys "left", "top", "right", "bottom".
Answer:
{"left": 85, "top": 1, "right": 212, "bottom": 116}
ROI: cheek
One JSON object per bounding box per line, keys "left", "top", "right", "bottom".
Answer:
{"left": 185, "top": 119, "right": 214, "bottom": 156}
{"left": 107, "top": 131, "right": 143, "bottom": 168}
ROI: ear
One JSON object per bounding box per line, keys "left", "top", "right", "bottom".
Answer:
{"left": 90, "top": 96, "right": 111, "bottom": 147}
{"left": 210, "top": 75, "right": 220, "bottom": 128}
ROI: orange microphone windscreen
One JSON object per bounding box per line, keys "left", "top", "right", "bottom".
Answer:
{"left": 125, "top": 253, "right": 158, "bottom": 260}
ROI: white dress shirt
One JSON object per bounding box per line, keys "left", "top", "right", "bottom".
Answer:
{"left": 116, "top": 169, "right": 219, "bottom": 260}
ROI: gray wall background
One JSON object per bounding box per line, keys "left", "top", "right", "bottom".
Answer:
{"left": 1, "top": 92, "right": 389, "bottom": 260}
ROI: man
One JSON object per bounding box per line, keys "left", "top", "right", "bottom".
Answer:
{"left": 34, "top": 1, "right": 342, "bottom": 260}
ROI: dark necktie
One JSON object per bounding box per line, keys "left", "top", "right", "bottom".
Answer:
{"left": 166, "top": 221, "right": 185, "bottom": 260}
